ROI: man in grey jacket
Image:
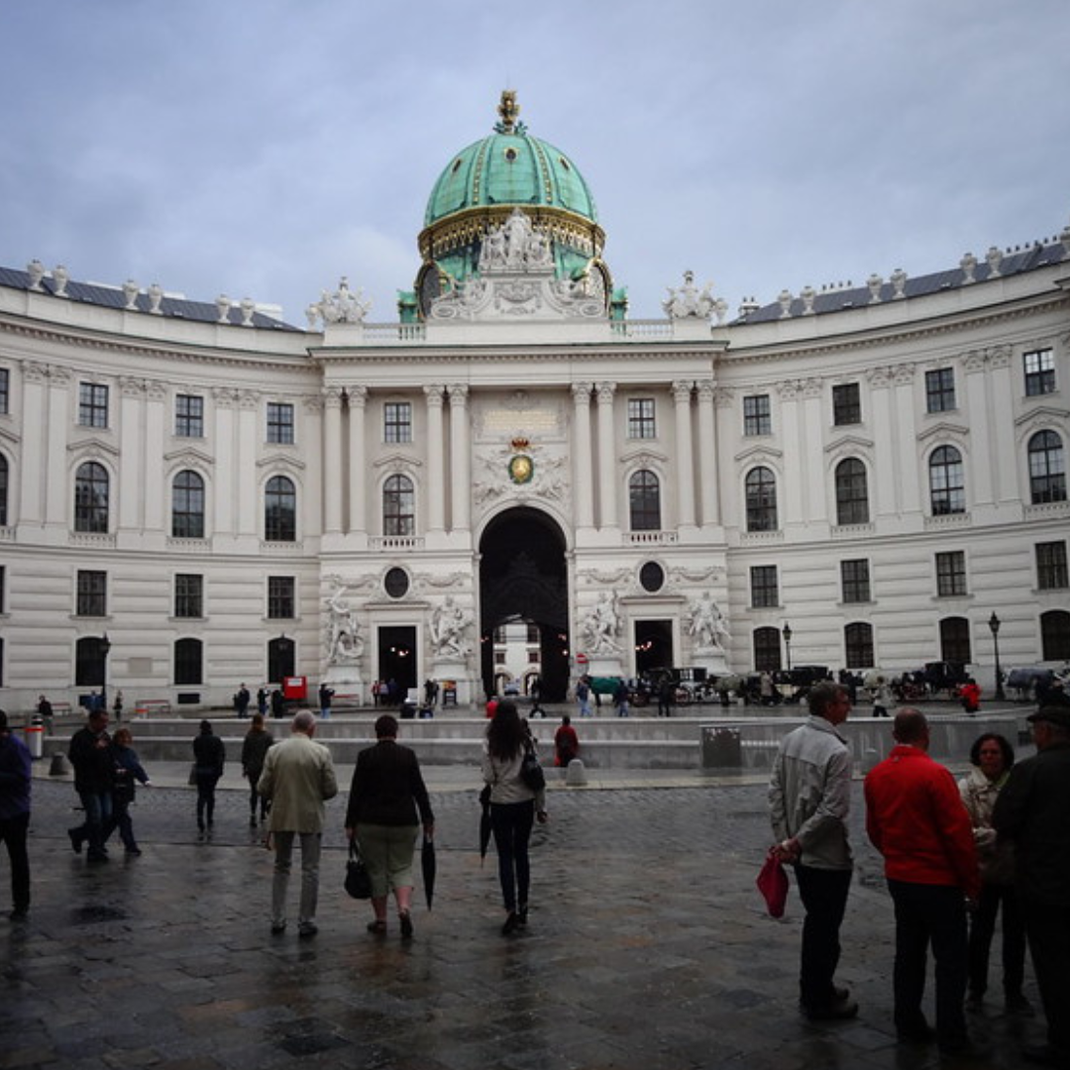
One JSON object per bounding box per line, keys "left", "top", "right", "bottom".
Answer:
{"left": 769, "top": 681, "right": 856, "bottom": 1020}
{"left": 258, "top": 711, "right": 338, "bottom": 938}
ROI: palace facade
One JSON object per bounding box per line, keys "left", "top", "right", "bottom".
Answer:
{"left": 1, "top": 93, "right": 1067, "bottom": 709}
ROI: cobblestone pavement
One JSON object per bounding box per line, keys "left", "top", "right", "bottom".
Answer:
{"left": 2, "top": 775, "right": 1040, "bottom": 1069}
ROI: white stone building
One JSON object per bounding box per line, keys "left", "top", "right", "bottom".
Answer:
{"left": 0, "top": 92, "right": 1067, "bottom": 711}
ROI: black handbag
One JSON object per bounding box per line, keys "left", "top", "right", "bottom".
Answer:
{"left": 345, "top": 842, "right": 372, "bottom": 899}
{"left": 520, "top": 744, "right": 545, "bottom": 792}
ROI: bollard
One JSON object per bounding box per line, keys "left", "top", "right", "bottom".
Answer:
{"left": 565, "top": 758, "right": 588, "bottom": 786}
{"left": 22, "top": 723, "right": 44, "bottom": 759}
{"left": 49, "top": 752, "right": 71, "bottom": 777}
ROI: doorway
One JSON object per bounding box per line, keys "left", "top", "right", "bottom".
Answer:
{"left": 378, "top": 625, "right": 417, "bottom": 699}
{"left": 634, "top": 619, "right": 674, "bottom": 677}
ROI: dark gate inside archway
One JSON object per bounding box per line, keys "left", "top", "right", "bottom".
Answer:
{"left": 479, "top": 508, "right": 570, "bottom": 702}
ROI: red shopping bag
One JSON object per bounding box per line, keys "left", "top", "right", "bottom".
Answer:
{"left": 756, "top": 849, "right": 789, "bottom": 918}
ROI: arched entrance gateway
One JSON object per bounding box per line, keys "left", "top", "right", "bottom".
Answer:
{"left": 479, "top": 507, "right": 570, "bottom": 702}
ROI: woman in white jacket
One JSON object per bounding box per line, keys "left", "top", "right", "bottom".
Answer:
{"left": 482, "top": 701, "right": 547, "bottom": 934}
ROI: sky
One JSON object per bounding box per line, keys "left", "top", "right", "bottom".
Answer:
{"left": 3, "top": 0, "right": 1069, "bottom": 325}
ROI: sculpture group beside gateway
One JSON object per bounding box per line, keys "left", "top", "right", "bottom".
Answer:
{"left": 0, "top": 91, "right": 1067, "bottom": 710}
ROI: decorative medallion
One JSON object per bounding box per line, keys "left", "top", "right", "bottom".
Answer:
{"left": 509, "top": 454, "right": 534, "bottom": 484}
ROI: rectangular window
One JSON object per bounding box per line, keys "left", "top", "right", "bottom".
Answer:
{"left": 841, "top": 559, "right": 871, "bottom": 603}
{"left": 0, "top": 368, "right": 9, "bottom": 415}
{"left": 1037, "top": 541, "right": 1068, "bottom": 590}
{"left": 267, "top": 576, "right": 295, "bottom": 619}
{"left": 174, "top": 573, "right": 203, "bottom": 618}
{"left": 384, "top": 401, "right": 412, "bottom": 444}
{"left": 76, "top": 570, "right": 107, "bottom": 617}
{"left": 750, "top": 565, "right": 779, "bottom": 608}
{"left": 832, "top": 383, "right": 861, "bottom": 426}
{"left": 936, "top": 551, "right": 967, "bottom": 597}
{"left": 926, "top": 368, "right": 956, "bottom": 413}
{"left": 0, "top": 565, "right": 5, "bottom": 614}
{"left": 743, "top": 394, "right": 771, "bottom": 436}
{"left": 266, "top": 402, "right": 295, "bottom": 444}
{"left": 79, "top": 382, "right": 109, "bottom": 428}
{"left": 1024, "top": 348, "right": 1056, "bottom": 397}
{"left": 627, "top": 398, "right": 656, "bottom": 439}
{"left": 175, "top": 394, "right": 204, "bottom": 437}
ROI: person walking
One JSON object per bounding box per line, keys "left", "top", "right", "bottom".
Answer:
{"left": 104, "top": 727, "right": 150, "bottom": 855}
{"left": 957, "top": 732, "right": 1031, "bottom": 1016}
{"left": 657, "top": 676, "right": 675, "bottom": 718}
{"left": 192, "top": 720, "right": 225, "bottom": 835}
{"left": 256, "top": 687, "right": 268, "bottom": 718}
{"left": 270, "top": 688, "right": 284, "bottom": 720}
{"left": 67, "top": 708, "right": 114, "bottom": 862}
{"left": 234, "top": 684, "right": 251, "bottom": 719}
{"left": 241, "top": 714, "right": 274, "bottom": 827}
{"left": 258, "top": 711, "right": 338, "bottom": 938}
{"left": 0, "top": 710, "right": 32, "bottom": 920}
{"left": 768, "top": 681, "right": 857, "bottom": 1021}
{"left": 345, "top": 714, "right": 434, "bottom": 939}
{"left": 613, "top": 678, "right": 630, "bottom": 718}
{"left": 482, "top": 700, "right": 548, "bottom": 935}
{"left": 575, "top": 675, "right": 592, "bottom": 718}
{"left": 993, "top": 705, "right": 1070, "bottom": 1068}
{"left": 865, "top": 709, "right": 982, "bottom": 1058}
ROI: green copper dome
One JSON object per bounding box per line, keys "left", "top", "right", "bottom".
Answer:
{"left": 410, "top": 91, "right": 618, "bottom": 319}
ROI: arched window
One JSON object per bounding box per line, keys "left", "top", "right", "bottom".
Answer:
{"left": 1040, "top": 610, "right": 1070, "bottom": 661}
{"left": 939, "top": 616, "right": 971, "bottom": 664}
{"left": 171, "top": 469, "right": 205, "bottom": 538}
{"left": 835, "top": 458, "right": 869, "bottom": 525}
{"left": 264, "top": 475, "right": 296, "bottom": 542}
{"left": 745, "top": 467, "right": 778, "bottom": 532}
{"left": 174, "top": 638, "right": 203, "bottom": 685}
{"left": 1028, "top": 430, "right": 1066, "bottom": 504}
{"left": 753, "top": 626, "right": 782, "bottom": 671}
{"left": 629, "top": 469, "right": 661, "bottom": 531}
{"left": 75, "top": 635, "right": 108, "bottom": 687}
{"left": 0, "top": 455, "right": 7, "bottom": 527}
{"left": 74, "top": 461, "right": 110, "bottom": 533}
{"left": 844, "top": 622, "right": 874, "bottom": 669}
{"left": 929, "top": 446, "right": 965, "bottom": 515}
{"left": 383, "top": 474, "right": 414, "bottom": 536}
{"left": 268, "top": 635, "right": 295, "bottom": 683}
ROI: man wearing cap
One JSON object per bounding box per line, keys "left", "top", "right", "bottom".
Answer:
{"left": 0, "top": 710, "right": 32, "bottom": 919}
{"left": 993, "top": 706, "right": 1070, "bottom": 1068}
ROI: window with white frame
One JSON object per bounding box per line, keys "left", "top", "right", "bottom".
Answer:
{"left": 78, "top": 382, "right": 109, "bottom": 428}
{"left": 925, "top": 368, "right": 956, "bottom": 413}
{"left": 266, "top": 402, "right": 295, "bottom": 444}
{"left": 1036, "top": 541, "right": 1068, "bottom": 590}
{"left": 384, "top": 401, "right": 412, "bottom": 444}
{"left": 936, "top": 551, "right": 967, "bottom": 597}
{"left": 841, "top": 559, "right": 871, "bottom": 603}
{"left": 1024, "top": 348, "right": 1055, "bottom": 397}
{"left": 175, "top": 394, "right": 204, "bottom": 437}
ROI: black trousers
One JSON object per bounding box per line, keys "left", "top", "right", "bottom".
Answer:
{"left": 490, "top": 799, "right": 535, "bottom": 913}
{"left": 0, "top": 811, "right": 30, "bottom": 913}
{"left": 888, "top": 879, "right": 968, "bottom": 1044}
{"left": 794, "top": 864, "right": 852, "bottom": 1010}
{"left": 968, "top": 881, "right": 1026, "bottom": 998}
{"left": 1022, "top": 899, "right": 1070, "bottom": 1057}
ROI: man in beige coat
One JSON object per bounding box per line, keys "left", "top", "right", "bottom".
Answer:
{"left": 258, "top": 710, "right": 338, "bottom": 937}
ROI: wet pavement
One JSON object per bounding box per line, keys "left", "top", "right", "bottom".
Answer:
{"left": 2, "top": 765, "right": 1045, "bottom": 1069}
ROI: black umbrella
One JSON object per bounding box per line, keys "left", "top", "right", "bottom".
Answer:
{"left": 421, "top": 833, "right": 436, "bottom": 910}
{"left": 479, "top": 784, "right": 492, "bottom": 865}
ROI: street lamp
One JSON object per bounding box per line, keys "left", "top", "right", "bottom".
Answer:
{"left": 988, "top": 612, "right": 1005, "bottom": 701}
{"left": 782, "top": 622, "right": 793, "bottom": 671}
{"left": 100, "top": 632, "right": 112, "bottom": 711}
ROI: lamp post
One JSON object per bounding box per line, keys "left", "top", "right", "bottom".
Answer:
{"left": 988, "top": 612, "right": 1005, "bottom": 702}
{"left": 100, "top": 632, "right": 112, "bottom": 711}
{"left": 782, "top": 622, "right": 793, "bottom": 671}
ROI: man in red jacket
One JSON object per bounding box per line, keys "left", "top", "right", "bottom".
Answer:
{"left": 865, "top": 709, "right": 982, "bottom": 1058}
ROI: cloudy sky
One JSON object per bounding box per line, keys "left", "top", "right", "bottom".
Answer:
{"left": 3, "top": 1, "right": 1068, "bottom": 324}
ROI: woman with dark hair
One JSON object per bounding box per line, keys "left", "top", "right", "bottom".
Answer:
{"left": 345, "top": 714, "right": 434, "bottom": 939}
{"left": 482, "top": 700, "right": 547, "bottom": 935}
{"left": 958, "top": 732, "right": 1031, "bottom": 1015}
{"left": 192, "top": 719, "right": 225, "bottom": 834}
{"left": 241, "top": 713, "right": 274, "bottom": 826}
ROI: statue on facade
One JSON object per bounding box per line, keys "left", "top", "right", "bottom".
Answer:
{"left": 582, "top": 590, "right": 622, "bottom": 655}
{"left": 325, "top": 583, "right": 364, "bottom": 665}
{"left": 663, "top": 270, "right": 717, "bottom": 319}
{"left": 687, "top": 591, "right": 730, "bottom": 651}
{"left": 315, "top": 277, "right": 372, "bottom": 326}
{"left": 430, "top": 595, "right": 472, "bottom": 659}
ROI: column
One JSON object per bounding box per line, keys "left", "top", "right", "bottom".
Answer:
{"left": 695, "top": 379, "right": 719, "bottom": 526}
{"left": 117, "top": 377, "right": 144, "bottom": 532}
{"left": 211, "top": 388, "right": 236, "bottom": 537}
{"left": 776, "top": 380, "right": 803, "bottom": 525}
{"left": 571, "top": 382, "right": 594, "bottom": 529}
{"left": 801, "top": 379, "right": 824, "bottom": 523}
{"left": 448, "top": 384, "right": 471, "bottom": 532}
{"left": 672, "top": 380, "right": 696, "bottom": 528}
{"left": 866, "top": 368, "right": 897, "bottom": 517}
{"left": 347, "top": 386, "right": 367, "bottom": 534}
{"left": 20, "top": 362, "right": 50, "bottom": 525}
{"left": 323, "top": 386, "right": 344, "bottom": 534}
{"left": 424, "top": 384, "right": 446, "bottom": 532}
{"left": 595, "top": 382, "right": 618, "bottom": 529}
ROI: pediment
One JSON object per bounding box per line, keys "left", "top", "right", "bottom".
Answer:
{"left": 373, "top": 452, "right": 424, "bottom": 470}
{"left": 163, "top": 446, "right": 215, "bottom": 469}
{"left": 916, "top": 420, "right": 970, "bottom": 444}
{"left": 824, "top": 432, "right": 874, "bottom": 455}
{"left": 67, "top": 439, "right": 120, "bottom": 461}
{"left": 734, "top": 444, "right": 783, "bottom": 465}
{"left": 256, "top": 452, "right": 306, "bottom": 474}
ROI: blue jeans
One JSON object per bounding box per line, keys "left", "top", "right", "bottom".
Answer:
{"left": 491, "top": 799, "right": 535, "bottom": 912}
{"left": 75, "top": 790, "right": 113, "bottom": 857}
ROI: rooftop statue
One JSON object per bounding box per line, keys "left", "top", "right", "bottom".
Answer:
{"left": 663, "top": 270, "right": 717, "bottom": 319}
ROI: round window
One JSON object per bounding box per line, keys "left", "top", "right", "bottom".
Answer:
{"left": 384, "top": 567, "right": 409, "bottom": 599}
{"left": 639, "top": 562, "right": 665, "bottom": 593}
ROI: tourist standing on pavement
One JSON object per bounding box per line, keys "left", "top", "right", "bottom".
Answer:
{"left": 575, "top": 675, "right": 592, "bottom": 718}
{"left": 993, "top": 705, "right": 1070, "bottom": 1068}
{"left": 192, "top": 719, "right": 225, "bottom": 835}
{"left": 957, "top": 732, "right": 1031, "bottom": 1016}
{"left": 258, "top": 711, "right": 337, "bottom": 938}
{"left": 104, "top": 727, "right": 150, "bottom": 855}
{"left": 768, "top": 681, "right": 856, "bottom": 1021}
{"left": 234, "top": 683, "right": 251, "bottom": 719}
{"left": 68, "top": 708, "right": 114, "bottom": 862}
{"left": 256, "top": 687, "right": 268, "bottom": 718}
{"left": 0, "top": 710, "right": 32, "bottom": 919}
{"left": 241, "top": 714, "right": 274, "bottom": 826}
{"left": 482, "top": 700, "right": 548, "bottom": 935}
{"left": 318, "top": 682, "right": 334, "bottom": 721}
{"left": 864, "top": 709, "right": 982, "bottom": 1058}
{"left": 554, "top": 714, "right": 579, "bottom": 767}
{"left": 345, "top": 714, "right": 434, "bottom": 939}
